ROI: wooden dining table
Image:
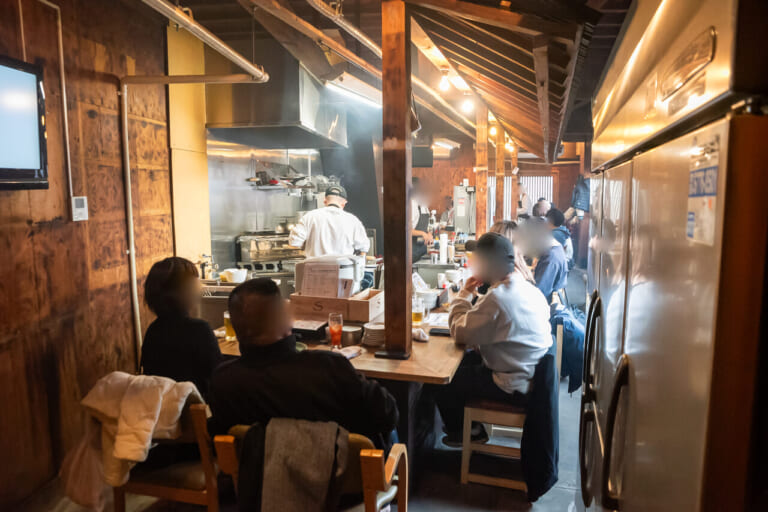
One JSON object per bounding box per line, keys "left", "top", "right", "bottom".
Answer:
{"left": 218, "top": 332, "right": 464, "bottom": 385}
{"left": 217, "top": 325, "right": 466, "bottom": 453}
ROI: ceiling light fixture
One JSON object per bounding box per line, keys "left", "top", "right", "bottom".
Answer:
{"left": 489, "top": 126, "right": 497, "bottom": 136}
{"left": 461, "top": 95, "right": 474, "bottom": 114}
{"left": 438, "top": 69, "right": 451, "bottom": 92}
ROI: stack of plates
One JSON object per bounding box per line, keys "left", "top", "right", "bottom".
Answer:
{"left": 362, "top": 322, "right": 386, "bottom": 347}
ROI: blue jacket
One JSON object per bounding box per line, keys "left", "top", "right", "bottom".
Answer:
{"left": 551, "top": 226, "right": 571, "bottom": 248}
{"left": 534, "top": 243, "right": 568, "bottom": 301}
{"left": 550, "top": 305, "right": 585, "bottom": 393}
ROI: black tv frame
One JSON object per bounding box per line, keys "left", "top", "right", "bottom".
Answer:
{"left": 0, "top": 54, "right": 48, "bottom": 190}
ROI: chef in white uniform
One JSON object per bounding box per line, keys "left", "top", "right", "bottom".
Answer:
{"left": 289, "top": 185, "right": 370, "bottom": 258}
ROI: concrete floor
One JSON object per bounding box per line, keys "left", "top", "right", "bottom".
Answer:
{"left": 21, "top": 269, "right": 588, "bottom": 512}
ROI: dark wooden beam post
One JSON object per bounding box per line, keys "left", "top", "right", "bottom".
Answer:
{"left": 475, "top": 103, "right": 488, "bottom": 235}
{"left": 381, "top": 0, "right": 412, "bottom": 359}
{"left": 532, "top": 35, "right": 550, "bottom": 163}
{"left": 494, "top": 125, "right": 505, "bottom": 222}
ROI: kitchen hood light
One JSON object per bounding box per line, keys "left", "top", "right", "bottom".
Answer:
{"left": 433, "top": 140, "right": 454, "bottom": 149}
{"left": 326, "top": 81, "right": 381, "bottom": 109}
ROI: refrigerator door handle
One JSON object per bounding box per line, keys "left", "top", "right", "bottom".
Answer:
{"left": 583, "top": 295, "right": 602, "bottom": 401}
{"left": 579, "top": 399, "right": 598, "bottom": 507}
{"left": 601, "top": 354, "right": 630, "bottom": 510}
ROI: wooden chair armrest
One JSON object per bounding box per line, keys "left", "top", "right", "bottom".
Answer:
{"left": 360, "top": 443, "right": 409, "bottom": 490}
{"left": 214, "top": 434, "right": 239, "bottom": 493}
{"left": 384, "top": 443, "right": 408, "bottom": 486}
{"left": 360, "top": 443, "right": 409, "bottom": 506}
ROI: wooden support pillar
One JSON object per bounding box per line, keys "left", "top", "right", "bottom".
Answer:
{"left": 475, "top": 104, "right": 488, "bottom": 235}
{"left": 381, "top": 0, "right": 412, "bottom": 358}
{"left": 494, "top": 126, "right": 505, "bottom": 222}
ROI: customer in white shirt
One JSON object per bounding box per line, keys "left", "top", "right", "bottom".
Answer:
{"left": 288, "top": 185, "right": 370, "bottom": 258}
{"left": 435, "top": 231, "right": 552, "bottom": 446}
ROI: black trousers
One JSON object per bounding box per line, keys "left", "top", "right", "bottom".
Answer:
{"left": 435, "top": 351, "right": 528, "bottom": 434}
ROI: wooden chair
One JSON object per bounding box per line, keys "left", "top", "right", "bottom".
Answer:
{"left": 460, "top": 400, "right": 527, "bottom": 492}
{"left": 113, "top": 403, "right": 219, "bottom": 512}
{"left": 214, "top": 428, "right": 408, "bottom": 512}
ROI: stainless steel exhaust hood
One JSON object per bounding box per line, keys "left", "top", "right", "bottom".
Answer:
{"left": 205, "top": 39, "right": 347, "bottom": 149}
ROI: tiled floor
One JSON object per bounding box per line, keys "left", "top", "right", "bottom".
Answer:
{"left": 21, "top": 269, "right": 588, "bottom": 512}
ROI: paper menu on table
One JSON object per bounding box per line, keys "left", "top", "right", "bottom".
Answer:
{"left": 427, "top": 312, "right": 449, "bottom": 328}
{"left": 301, "top": 263, "right": 340, "bottom": 298}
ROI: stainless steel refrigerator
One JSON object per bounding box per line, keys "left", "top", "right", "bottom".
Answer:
{"left": 579, "top": 0, "right": 768, "bottom": 510}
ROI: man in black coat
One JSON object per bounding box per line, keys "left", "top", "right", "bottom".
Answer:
{"left": 208, "top": 278, "right": 398, "bottom": 442}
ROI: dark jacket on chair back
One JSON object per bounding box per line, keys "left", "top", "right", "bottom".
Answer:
{"left": 208, "top": 336, "right": 399, "bottom": 441}
{"left": 521, "top": 353, "right": 559, "bottom": 501}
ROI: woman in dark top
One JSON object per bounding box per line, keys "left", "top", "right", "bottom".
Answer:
{"left": 140, "top": 257, "right": 222, "bottom": 396}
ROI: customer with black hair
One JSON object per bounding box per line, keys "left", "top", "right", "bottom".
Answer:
{"left": 140, "top": 257, "right": 222, "bottom": 396}
{"left": 208, "top": 278, "right": 398, "bottom": 442}
{"left": 436, "top": 233, "right": 552, "bottom": 446}
{"left": 546, "top": 207, "right": 574, "bottom": 263}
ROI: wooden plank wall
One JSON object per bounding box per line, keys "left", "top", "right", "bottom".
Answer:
{"left": 412, "top": 142, "right": 474, "bottom": 213}
{"left": 0, "top": 0, "right": 172, "bottom": 506}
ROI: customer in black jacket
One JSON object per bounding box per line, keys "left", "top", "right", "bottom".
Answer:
{"left": 208, "top": 278, "right": 398, "bottom": 442}
{"left": 141, "top": 257, "right": 222, "bottom": 396}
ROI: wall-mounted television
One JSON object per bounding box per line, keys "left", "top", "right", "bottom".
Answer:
{"left": 0, "top": 55, "right": 48, "bottom": 190}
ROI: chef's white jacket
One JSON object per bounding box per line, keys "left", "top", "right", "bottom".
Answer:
{"left": 289, "top": 205, "right": 370, "bottom": 258}
{"left": 411, "top": 199, "right": 430, "bottom": 229}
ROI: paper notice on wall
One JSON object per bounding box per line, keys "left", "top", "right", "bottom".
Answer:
{"left": 686, "top": 135, "right": 719, "bottom": 246}
{"left": 457, "top": 196, "right": 466, "bottom": 218}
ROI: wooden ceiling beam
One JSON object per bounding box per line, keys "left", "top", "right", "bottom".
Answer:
{"left": 403, "top": 0, "right": 576, "bottom": 38}
{"left": 533, "top": 35, "right": 550, "bottom": 161}
{"left": 423, "top": 33, "right": 537, "bottom": 93}
{"left": 447, "top": 53, "right": 538, "bottom": 101}
{"left": 412, "top": 11, "right": 536, "bottom": 79}
{"left": 500, "top": 0, "right": 602, "bottom": 25}
{"left": 412, "top": 7, "right": 534, "bottom": 62}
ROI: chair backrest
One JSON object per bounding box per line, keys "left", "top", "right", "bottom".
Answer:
{"left": 214, "top": 425, "right": 375, "bottom": 497}
{"left": 188, "top": 404, "right": 218, "bottom": 488}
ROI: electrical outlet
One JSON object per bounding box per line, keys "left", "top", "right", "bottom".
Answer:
{"left": 72, "top": 196, "right": 88, "bottom": 221}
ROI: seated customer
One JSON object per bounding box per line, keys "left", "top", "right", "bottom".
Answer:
{"left": 530, "top": 218, "right": 569, "bottom": 301}
{"left": 208, "top": 278, "right": 398, "bottom": 442}
{"left": 141, "top": 257, "right": 221, "bottom": 396}
{"left": 436, "top": 233, "right": 552, "bottom": 445}
{"left": 546, "top": 207, "right": 574, "bottom": 264}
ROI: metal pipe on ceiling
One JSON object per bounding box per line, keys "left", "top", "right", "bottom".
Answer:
{"left": 244, "top": 0, "right": 474, "bottom": 139}
{"left": 140, "top": 0, "right": 269, "bottom": 82}
{"left": 304, "top": 0, "right": 476, "bottom": 134}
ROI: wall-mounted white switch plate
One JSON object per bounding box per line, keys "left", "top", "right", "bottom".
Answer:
{"left": 72, "top": 196, "right": 88, "bottom": 221}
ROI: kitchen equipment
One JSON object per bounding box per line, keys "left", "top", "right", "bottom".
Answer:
{"left": 416, "top": 289, "right": 440, "bottom": 310}
{"left": 414, "top": 262, "right": 459, "bottom": 288}
{"left": 236, "top": 232, "right": 303, "bottom": 264}
{"left": 453, "top": 185, "right": 476, "bottom": 235}
{"left": 219, "top": 268, "right": 248, "bottom": 283}
{"left": 341, "top": 325, "right": 362, "bottom": 346}
{"left": 579, "top": 1, "right": 768, "bottom": 510}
